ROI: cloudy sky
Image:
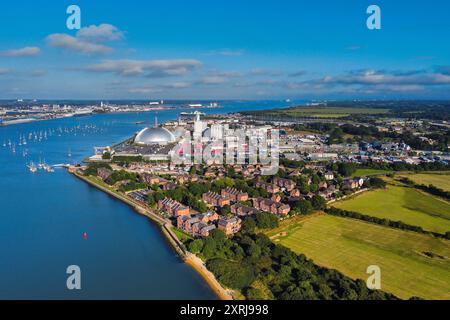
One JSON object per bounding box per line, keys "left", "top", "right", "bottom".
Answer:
{"left": 0, "top": 0, "right": 450, "bottom": 100}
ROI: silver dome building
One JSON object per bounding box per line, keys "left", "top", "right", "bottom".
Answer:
{"left": 134, "top": 127, "right": 176, "bottom": 145}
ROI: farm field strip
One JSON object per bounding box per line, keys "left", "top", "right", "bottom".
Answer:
{"left": 268, "top": 215, "right": 450, "bottom": 300}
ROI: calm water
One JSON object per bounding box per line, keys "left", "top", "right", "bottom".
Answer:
{"left": 0, "top": 100, "right": 294, "bottom": 299}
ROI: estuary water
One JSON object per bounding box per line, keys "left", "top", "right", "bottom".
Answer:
{"left": 0, "top": 100, "right": 293, "bottom": 299}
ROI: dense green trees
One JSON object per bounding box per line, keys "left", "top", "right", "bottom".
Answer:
{"left": 105, "top": 170, "right": 137, "bottom": 185}
{"left": 337, "top": 163, "right": 357, "bottom": 177}
{"left": 363, "top": 177, "right": 387, "bottom": 189}
{"left": 328, "top": 127, "right": 344, "bottom": 145}
{"left": 188, "top": 239, "right": 204, "bottom": 254}
{"left": 207, "top": 258, "right": 256, "bottom": 290}
{"left": 293, "top": 199, "right": 313, "bottom": 215}
{"left": 311, "top": 195, "right": 327, "bottom": 210}
{"left": 254, "top": 212, "right": 279, "bottom": 229}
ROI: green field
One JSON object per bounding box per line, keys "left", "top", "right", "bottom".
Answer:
{"left": 352, "top": 168, "right": 393, "bottom": 177}
{"left": 267, "top": 215, "right": 450, "bottom": 300}
{"left": 399, "top": 172, "right": 450, "bottom": 191}
{"left": 253, "top": 106, "right": 390, "bottom": 118}
{"left": 332, "top": 184, "right": 450, "bottom": 234}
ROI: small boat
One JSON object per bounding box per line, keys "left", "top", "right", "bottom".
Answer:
{"left": 28, "top": 162, "right": 37, "bottom": 173}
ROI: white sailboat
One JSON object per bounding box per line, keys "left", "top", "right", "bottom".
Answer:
{"left": 28, "top": 162, "right": 37, "bottom": 173}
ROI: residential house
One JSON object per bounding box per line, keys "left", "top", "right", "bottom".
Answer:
{"left": 343, "top": 177, "right": 364, "bottom": 190}
{"left": 272, "top": 177, "right": 296, "bottom": 191}
{"left": 271, "top": 194, "right": 282, "bottom": 203}
{"left": 162, "top": 182, "right": 178, "bottom": 191}
{"left": 290, "top": 189, "right": 301, "bottom": 198}
{"left": 256, "top": 181, "right": 280, "bottom": 193}
{"left": 253, "top": 198, "right": 291, "bottom": 216}
{"left": 97, "top": 167, "right": 113, "bottom": 181}
{"left": 202, "top": 191, "right": 231, "bottom": 207}
{"left": 141, "top": 173, "right": 163, "bottom": 185}
{"left": 197, "top": 211, "right": 220, "bottom": 223}
{"left": 158, "top": 198, "right": 190, "bottom": 217}
{"left": 221, "top": 187, "right": 248, "bottom": 202}
{"left": 230, "top": 203, "right": 259, "bottom": 217}
{"left": 324, "top": 171, "right": 334, "bottom": 180}
{"left": 218, "top": 217, "right": 242, "bottom": 235}
{"left": 199, "top": 225, "right": 216, "bottom": 237}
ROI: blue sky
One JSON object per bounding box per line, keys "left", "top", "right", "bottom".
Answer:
{"left": 0, "top": 0, "right": 450, "bottom": 100}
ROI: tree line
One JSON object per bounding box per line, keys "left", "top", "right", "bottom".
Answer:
{"left": 325, "top": 207, "right": 450, "bottom": 240}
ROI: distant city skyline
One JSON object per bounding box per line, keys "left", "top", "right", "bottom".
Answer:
{"left": 1, "top": 0, "right": 450, "bottom": 100}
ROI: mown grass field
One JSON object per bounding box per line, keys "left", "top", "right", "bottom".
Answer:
{"left": 399, "top": 172, "right": 450, "bottom": 191}
{"left": 351, "top": 168, "right": 393, "bottom": 177}
{"left": 332, "top": 184, "right": 450, "bottom": 234}
{"left": 267, "top": 214, "right": 450, "bottom": 300}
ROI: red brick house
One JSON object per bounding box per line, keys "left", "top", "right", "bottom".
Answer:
{"left": 272, "top": 177, "right": 296, "bottom": 191}
{"left": 221, "top": 187, "right": 248, "bottom": 202}
{"left": 256, "top": 181, "right": 280, "bottom": 193}
{"left": 290, "top": 189, "right": 301, "bottom": 197}
{"left": 253, "top": 198, "right": 291, "bottom": 216}
{"left": 217, "top": 217, "right": 242, "bottom": 235}
{"left": 158, "top": 198, "right": 190, "bottom": 217}
{"left": 230, "top": 203, "right": 259, "bottom": 217}
{"left": 271, "top": 194, "right": 282, "bottom": 203}
{"left": 202, "top": 191, "right": 231, "bottom": 207}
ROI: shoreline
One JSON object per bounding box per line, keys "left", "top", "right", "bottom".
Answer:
{"left": 67, "top": 167, "right": 234, "bottom": 300}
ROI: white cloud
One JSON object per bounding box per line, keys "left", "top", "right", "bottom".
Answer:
{"left": 206, "top": 49, "right": 244, "bottom": 56}
{"left": 47, "top": 34, "right": 113, "bottom": 54}
{"left": 30, "top": 69, "right": 47, "bottom": 77}
{"left": 86, "top": 59, "right": 202, "bottom": 77}
{"left": 1, "top": 46, "right": 41, "bottom": 57}
{"left": 77, "top": 24, "right": 125, "bottom": 42}
{"left": 0, "top": 68, "right": 12, "bottom": 75}
{"left": 198, "top": 76, "right": 227, "bottom": 85}
{"left": 128, "top": 87, "right": 163, "bottom": 94}
{"left": 163, "top": 82, "right": 191, "bottom": 89}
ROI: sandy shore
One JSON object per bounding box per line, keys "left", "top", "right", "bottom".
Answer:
{"left": 68, "top": 167, "right": 234, "bottom": 300}
{"left": 184, "top": 253, "right": 234, "bottom": 300}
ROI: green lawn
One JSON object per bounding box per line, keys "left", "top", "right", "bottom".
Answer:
{"left": 332, "top": 184, "right": 450, "bottom": 234}
{"left": 399, "top": 172, "right": 450, "bottom": 191}
{"left": 352, "top": 168, "right": 393, "bottom": 177}
{"left": 172, "top": 228, "right": 194, "bottom": 243}
{"left": 267, "top": 215, "right": 450, "bottom": 300}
